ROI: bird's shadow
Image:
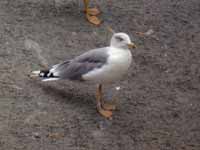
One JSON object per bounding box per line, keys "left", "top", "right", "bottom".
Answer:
{"left": 29, "top": 79, "right": 116, "bottom": 130}
{"left": 30, "top": 80, "right": 96, "bottom": 115}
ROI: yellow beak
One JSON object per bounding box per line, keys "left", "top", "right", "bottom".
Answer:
{"left": 128, "top": 43, "right": 137, "bottom": 49}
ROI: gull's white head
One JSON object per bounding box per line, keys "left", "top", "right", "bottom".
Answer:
{"left": 110, "top": 33, "right": 136, "bottom": 49}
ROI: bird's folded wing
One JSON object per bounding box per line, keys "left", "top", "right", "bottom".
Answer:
{"left": 51, "top": 48, "right": 109, "bottom": 81}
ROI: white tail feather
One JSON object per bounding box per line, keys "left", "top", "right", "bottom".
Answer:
{"left": 32, "top": 70, "right": 40, "bottom": 75}
{"left": 42, "top": 78, "right": 60, "bottom": 82}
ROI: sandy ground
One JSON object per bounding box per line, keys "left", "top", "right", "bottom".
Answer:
{"left": 0, "top": 0, "right": 200, "bottom": 149}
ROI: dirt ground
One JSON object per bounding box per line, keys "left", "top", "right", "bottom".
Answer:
{"left": 0, "top": 0, "right": 199, "bottom": 149}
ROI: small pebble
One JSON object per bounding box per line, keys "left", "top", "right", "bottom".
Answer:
{"left": 33, "top": 132, "right": 41, "bottom": 139}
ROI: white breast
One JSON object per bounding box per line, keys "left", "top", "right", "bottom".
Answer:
{"left": 83, "top": 48, "right": 132, "bottom": 83}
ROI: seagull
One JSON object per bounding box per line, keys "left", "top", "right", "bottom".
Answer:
{"left": 31, "top": 33, "right": 136, "bottom": 118}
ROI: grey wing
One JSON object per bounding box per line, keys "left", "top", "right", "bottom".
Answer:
{"left": 51, "top": 47, "right": 109, "bottom": 81}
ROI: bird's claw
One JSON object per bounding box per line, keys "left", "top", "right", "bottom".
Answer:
{"left": 98, "top": 109, "right": 113, "bottom": 119}
{"left": 85, "top": 7, "right": 101, "bottom": 16}
{"left": 102, "top": 102, "right": 116, "bottom": 111}
{"left": 85, "top": 7, "right": 102, "bottom": 25}
{"left": 86, "top": 14, "right": 102, "bottom": 25}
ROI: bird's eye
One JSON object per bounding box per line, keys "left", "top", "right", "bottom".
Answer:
{"left": 115, "top": 36, "right": 124, "bottom": 42}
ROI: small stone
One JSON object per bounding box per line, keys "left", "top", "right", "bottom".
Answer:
{"left": 72, "top": 32, "right": 77, "bottom": 36}
{"left": 33, "top": 132, "right": 40, "bottom": 139}
{"left": 144, "top": 29, "right": 154, "bottom": 36}
{"left": 115, "top": 86, "right": 121, "bottom": 91}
